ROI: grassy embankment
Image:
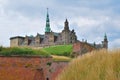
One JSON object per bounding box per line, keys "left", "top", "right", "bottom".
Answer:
{"left": 0, "top": 45, "right": 72, "bottom": 61}
{"left": 56, "top": 49, "right": 120, "bottom": 80}
{"left": 43, "top": 45, "right": 72, "bottom": 61}
{"left": 43, "top": 45, "right": 72, "bottom": 56}
{"left": 0, "top": 47, "right": 50, "bottom": 57}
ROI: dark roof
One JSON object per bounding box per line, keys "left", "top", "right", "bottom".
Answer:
{"left": 28, "top": 35, "right": 34, "bottom": 40}
{"left": 10, "top": 36, "right": 24, "bottom": 40}
{"left": 54, "top": 32, "right": 60, "bottom": 36}
{"left": 89, "top": 43, "right": 103, "bottom": 49}
{"left": 36, "top": 33, "right": 44, "bottom": 38}
{"left": 95, "top": 44, "right": 103, "bottom": 49}
{"left": 83, "top": 42, "right": 96, "bottom": 49}
{"left": 40, "top": 35, "right": 44, "bottom": 38}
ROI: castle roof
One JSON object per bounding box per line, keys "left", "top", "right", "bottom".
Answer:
{"left": 10, "top": 36, "right": 24, "bottom": 40}
{"left": 54, "top": 32, "right": 60, "bottom": 36}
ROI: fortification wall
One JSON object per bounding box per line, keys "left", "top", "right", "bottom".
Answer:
{"left": 0, "top": 56, "right": 68, "bottom": 80}
{"left": 50, "top": 61, "right": 68, "bottom": 80}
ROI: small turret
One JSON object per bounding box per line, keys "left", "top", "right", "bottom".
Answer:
{"left": 24, "top": 35, "right": 29, "bottom": 45}
{"left": 104, "top": 33, "right": 108, "bottom": 42}
{"left": 93, "top": 42, "right": 96, "bottom": 47}
{"left": 102, "top": 33, "right": 108, "bottom": 49}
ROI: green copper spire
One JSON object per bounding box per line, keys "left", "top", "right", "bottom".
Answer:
{"left": 104, "top": 33, "right": 107, "bottom": 40}
{"left": 45, "top": 8, "right": 51, "bottom": 33}
{"left": 104, "top": 33, "right": 108, "bottom": 42}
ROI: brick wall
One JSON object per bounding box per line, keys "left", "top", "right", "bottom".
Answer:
{"left": 50, "top": 61, "right": 68, "bottom": 80}
{"left": 0, "top": 56, "right": 52, "bottom": 80}
{"left": 73, "top": 42, "right": 81, "bottom": 53}
{"left": 73, "top": 41, "right": 95, "bottom": 55}
{"left": 0, "top": 56, "right": 68, "bottom": 80}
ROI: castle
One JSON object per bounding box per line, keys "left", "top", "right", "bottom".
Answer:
{"left": 10, "top": 10, "right": 77, "bottom": 47}
{"left": 8, "top": 10, "right": 108, "bottom": 80}
{"left": 10, "top": 9, "right": 108, "bottom": 50}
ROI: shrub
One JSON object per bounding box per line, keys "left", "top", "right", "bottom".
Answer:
{"left": 0, "top": 46, "right": 3, "bottom": 51}
{"left": 46, "top": 62, "right": 52, "bottom": 66}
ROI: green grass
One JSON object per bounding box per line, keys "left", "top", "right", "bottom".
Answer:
{"left": 0, "top": 47, "right": 50, "bottom": 57}
{"left": 56, "top": 49, "right": 120, "bottom": 80}
{"left": 0, "top": 45, "right": 73, "bottom": 61}
{"left": 43, "top": 45, "right": 72, "bottom": 56}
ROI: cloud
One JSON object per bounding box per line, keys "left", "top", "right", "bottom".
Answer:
{"left": 0, "top": 6, "right": 45, "bottom": 46}
{"left": 109, "top": 38, "right": 120, "bottom": 49}
{"left": 0, "top": 0, "right": 119, "bottom": 49}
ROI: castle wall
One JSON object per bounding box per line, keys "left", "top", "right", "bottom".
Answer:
{"left": 49, "top": 61, "right": 68, "bottom": 80}
{"left": 73, "top": 42, "right": 81, "bottom": 53}
{"left": 73, "top": 42, "right": 96, "bottom": 55}
{"left": 48, "top": 32, "right": 54, "bottom": 45}
{"left": 61, "top": 31, "right": 70, "bottom": 44}
{"left": 35, "top": 36, "right": 41, "bottom": 46}
{"left": 10, "top": 38, "right": 24, "bottom": 47}
{"left": 10, "top": 38, "right": 19, "bottom": 47}
{"left": 0, "top": 56, "right": 68, "bottom": 80}
{"left": 0, "top": 56, "right": 51, "bottom": 80}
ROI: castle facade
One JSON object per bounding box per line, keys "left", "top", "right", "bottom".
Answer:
{"left": 10, "top": 10, "right": 108, "bottom": 51}
{"left": 10, "top": 10, "right": 77, "bottom": 47}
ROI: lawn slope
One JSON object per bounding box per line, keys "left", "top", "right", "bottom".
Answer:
{"left": 43, "top": 45, "right": 72, "bottom": 56}
{"left": 0, "top": 47, "right": 50, "bottom": 57}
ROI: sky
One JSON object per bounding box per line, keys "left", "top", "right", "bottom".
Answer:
{"left": 0, "top": 0, "right": 120, "bottom": 49}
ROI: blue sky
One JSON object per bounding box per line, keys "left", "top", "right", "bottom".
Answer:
{"left": 0, "top": 0, "right": 120, "bottom": 49}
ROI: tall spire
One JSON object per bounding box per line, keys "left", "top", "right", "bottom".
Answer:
{"left": 45, "top": 8, "right": 51, "bottom": 33}
{"left": 104, "top": 33, "right": 108, "bottom": 41}
{"left": 64, "top": 19, "right": 69, "bottom": 30}
{"left": 103, "top": 33, "right": 108, "bottom": 49}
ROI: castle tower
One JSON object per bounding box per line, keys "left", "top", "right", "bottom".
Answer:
{"left": 24, "top": 35, "right": 29, "bottom": 45}
{"left": 102, "top": 33, "right": 108, "bottom": 49}
{"left": 61, "top": 19, "right": 70, "bottom": 44}
{"left": 35, "top": 33, "right": 41, "bottom": 46}
{"left": 45, "top": 8, "right": 51, "bottom": 33}
{"left": 64, "top": 19, "right": 69, "bottom": 31}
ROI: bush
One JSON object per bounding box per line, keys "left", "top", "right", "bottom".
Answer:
{"left": 46, "top": 62, "right": 52, "bottom": 66}
{"left": 0, "top": 46, "right": 3, "bottom": 51}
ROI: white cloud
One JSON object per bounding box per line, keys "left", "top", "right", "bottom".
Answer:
{"left": 109, "top": 38, "right": 120, "bottom": 49}
{"left": 0, "top": 0, "right": 119, "bottom": 49}
{"left": 0, "top": 7, "right": 46, "bottom": 46}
